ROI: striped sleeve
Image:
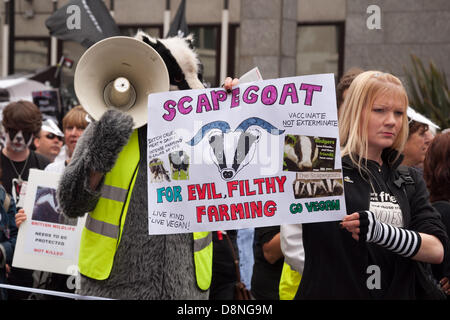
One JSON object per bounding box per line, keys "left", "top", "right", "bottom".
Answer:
{"left": 363, "top": 211, "right": 422, "bottom": 258}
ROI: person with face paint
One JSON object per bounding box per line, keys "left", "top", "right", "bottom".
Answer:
{"left": 14, "top": 106, "right": 89, "bottom": 300}
{"left": 1, "top": 101, "right": 50, "bottom": 205}
{"left": 1, "top": 100, "right": 50, "bottom": 300}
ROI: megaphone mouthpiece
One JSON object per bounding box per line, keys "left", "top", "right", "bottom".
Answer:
{"left": 104, "top": 77, "right": 136, "bottom": 111}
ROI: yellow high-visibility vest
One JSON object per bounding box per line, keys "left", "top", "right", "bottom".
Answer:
{"left": 78, "top": 129, "right": 212, "bottom": 290}
{"left": 279, "top": 262, "right": 302, "bottom": 300}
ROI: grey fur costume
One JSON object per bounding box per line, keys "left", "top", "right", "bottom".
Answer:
{"left": 58, "top": 110, "right": 207, "bottom": 299}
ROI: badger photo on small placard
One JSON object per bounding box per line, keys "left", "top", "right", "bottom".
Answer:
{"left": 292, "top": 171, "right": 344, "bottom": 199}
{"left": 283, "top": 134, "right": 337, "bottom": 172}
{"left": 147, "top": 74, "right": 347, "bottom": 234}
{"left": 12, "top": 169, "right": 85, "bottom": 275}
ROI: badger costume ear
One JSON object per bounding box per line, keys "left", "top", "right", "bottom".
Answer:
{"left": 141, "top": 34, "right": 163, "bottom": 52}
{"left": 138, "top": 33, "right": 189, "bottom": 90}
{"left": 139, "top": 33, "right": 166, "bottom": 55}
{"left": 135, "top": 30, "right": 156, "bottom": 46}
{"left": 184, "top": 34, "right": 195, "bottom": 49}
{"left": 183, "top": 34, "right": 206, "bottom": 85}
{"left": 135, "top": 30, "right": 204, "bottom": 90}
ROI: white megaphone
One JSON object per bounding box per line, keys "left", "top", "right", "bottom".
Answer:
{"left": 74, "top": 36, "right": 170, "bottom": 129}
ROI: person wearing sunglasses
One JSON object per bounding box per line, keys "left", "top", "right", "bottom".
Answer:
{"left": 34, "top": 119, "right": 64, "bottom": 163}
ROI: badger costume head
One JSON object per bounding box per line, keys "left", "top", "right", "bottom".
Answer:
{"left": 134, "top": 30, "right": 205, "bottom": 91}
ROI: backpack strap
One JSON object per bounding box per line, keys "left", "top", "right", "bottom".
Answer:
{"left": 394, "top": 165, "right": 416, "bottom": 199}
{"left": 0, "top": 185, "right": 10, "bottom": 212}
{"left": 0, "top": 148, "right": 11, "bottom": 212}
{"left": 3, "top": 192, "right": 11, "bottom": 213}
{"left": 393, "top": 165, "right": 417, "bottom": 228}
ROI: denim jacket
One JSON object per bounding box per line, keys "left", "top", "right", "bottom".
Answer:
{"left": 0, "top": 185, "right": 17, "bottom": 300}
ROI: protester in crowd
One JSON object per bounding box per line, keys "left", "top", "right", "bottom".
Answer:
{"left": 279, "top": 223, "right": 304, "bottom": 300}
{"left": 1, "top": 101, "right": 50, "bottom": 203}
{"left": 0, "top": 185, "right": 17, "bottom": 300}
{"left": 209, "top": 230, "right": 238, "bottom": 300}
{"left": 251, "top": 227, "right": 284, "bottom": 299}
{"left": 56, "top": 32, "right": 239, "bottom": 301}
{"left": 424, "top": 127, "right": 435, "bottom": 143}
{"left": 33, "top": 119, "right": 64, "bottom": 163}
{"left": 291, "top": 71, "right": 447, "bottom": 299}
{"left": 15, "top": 106, "right": 89, "bottom": 299}
{"left": 46, "top": 105, "right": 89, "bottom": 171}
{"left": 237, "top": 228, "right": 254, "bottom": 290}
{"left": 15, "top": 106, "right": 89, "bottom": 225}
{"left": 401, "top": 119, "right": 433, "bottom": 170}
{"left": 423, "top": 131, "right": 450, "bottom": 296}
{"left": 0, "top": 100, "right": 50, "bottom": 300}
{"left": 336, "top": 67, "right": 364, "bottom": 111}
{"left": 277, "top": 67, "right": 364, "bottom": 300}
{"left": 277, "top": 68, "right": 364, "bottom": 300}
{"left": 53, "top": 105, "right": 89, "bottom": 164}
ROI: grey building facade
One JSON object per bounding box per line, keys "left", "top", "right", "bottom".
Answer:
{"left": 1, "top": 0, "right": 449, "bottom": 87}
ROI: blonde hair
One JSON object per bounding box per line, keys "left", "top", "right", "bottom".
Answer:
{"left": 62, "top": 105, "right": 88, "bottom": 132}
{"left": 339, "top": 71, "right": 409, "bottom": 171}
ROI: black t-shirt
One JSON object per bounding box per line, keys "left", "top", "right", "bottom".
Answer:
{"left": 1, "top": 150, "right": 50, "bottom": 299}
{"left": 1, "top": 149, "right": 50, "bottom": 204}
{"left": 251, "top": 226, "right": 284, "bottom": 300}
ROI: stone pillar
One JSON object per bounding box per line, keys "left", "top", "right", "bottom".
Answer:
{"left": 239, "top": 0, "right": 298, "bottom": 79}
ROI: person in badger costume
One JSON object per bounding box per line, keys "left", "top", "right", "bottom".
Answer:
{"left": 57, "top": 31, "right": 238, "bottom": 299}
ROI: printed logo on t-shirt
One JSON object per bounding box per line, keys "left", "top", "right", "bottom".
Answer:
{"left": 12, "top": 178, "right": 27, "bottom": 208}
{"left": 369, "top": 191, "right": 403, "bottom": 228}
{"left": 12, "top": 177, "right": 23, "bottom": 204}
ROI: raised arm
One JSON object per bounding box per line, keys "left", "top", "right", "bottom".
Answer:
{"left": 57, "top": 110, "right": 134, "bottom": 218}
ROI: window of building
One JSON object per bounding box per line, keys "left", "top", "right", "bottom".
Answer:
{"left": 190, "top": 26, "right": 219, "bottom": 88}
{"left": 14, "top": 37, "right": 50, "bottom": 74}
{"left": 296, "top": 23, "right": 344, "bottom": 80}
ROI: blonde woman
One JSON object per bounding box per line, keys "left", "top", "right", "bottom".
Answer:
{"left": 295, "top": 71, "right": 447, "bottom": 299}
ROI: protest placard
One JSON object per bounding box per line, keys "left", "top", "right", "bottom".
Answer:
{"left": 12, "top": 169, "right": 85, "bottom": 275}
{"left": 147, "top": 73, "right": 346, "bottom": 235}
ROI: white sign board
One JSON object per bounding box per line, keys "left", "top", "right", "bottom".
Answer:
{"left": 147, "top": 74, "right": 346, "bottom": 235}
{"left": 12, "top": 169, "right": 85, "bottom": 275}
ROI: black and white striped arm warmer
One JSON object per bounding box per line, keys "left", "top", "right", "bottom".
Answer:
{"left": 359, "top": 211, "right": 422, "bottom": 258}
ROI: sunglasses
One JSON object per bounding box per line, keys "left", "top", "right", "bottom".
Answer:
{"left": 45, "top": 133, "right": 64, "bottom": 142}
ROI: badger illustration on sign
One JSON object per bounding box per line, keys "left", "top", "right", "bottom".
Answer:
{"left": 187, "top": 117, "right": 285, "bottom": 181}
